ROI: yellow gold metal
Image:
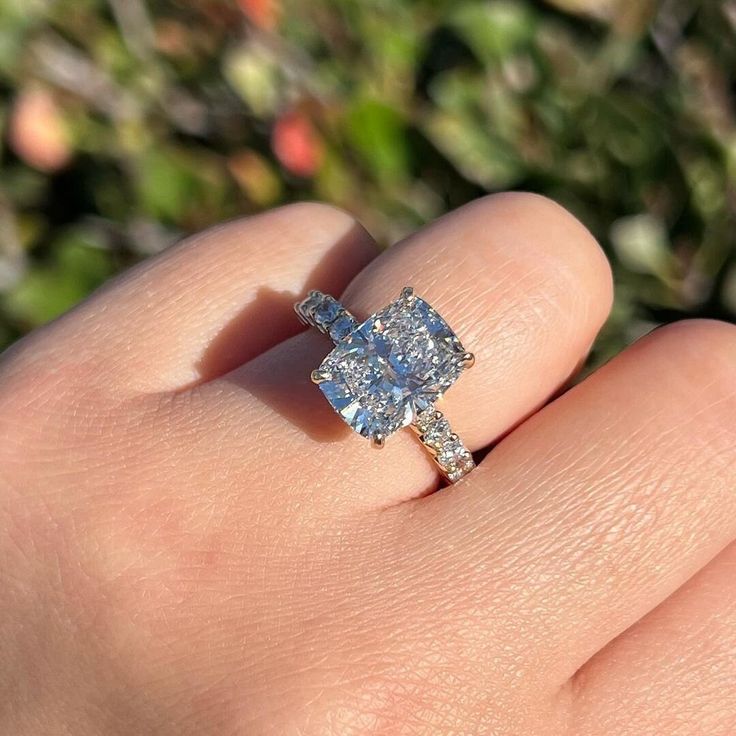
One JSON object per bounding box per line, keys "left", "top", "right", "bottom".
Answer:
{"left": 421, "top": 440, "right": 438, "bottom": 457}
{"left": 371, "top": 434, "right": 386, "bottom": 449}
{"left": 310, "top": 368, "right": 331, "bottom": 384}
{"left": 461, "top": 352, "right": 475, "bottom": 368}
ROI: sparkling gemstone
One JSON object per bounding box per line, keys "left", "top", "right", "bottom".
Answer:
{"left": 317, "top": 295, "right": 466, "bottom": 440}
{"left": 422, "top": 417, "right": 451, "bottom": 447}
{"left": 415, "top": 407, "right": 440, "bottom": 433}
{"left": 302, "top": 292, "right": 323, "bottom": 314}
{"left": 313, "top": 297, "right": 341, "bottom": 328}
{"left": 437, "top": 441, "right": 469, "bottom": 468}
{"left": 328, "top": 313, "right": 358, "bottom": 342}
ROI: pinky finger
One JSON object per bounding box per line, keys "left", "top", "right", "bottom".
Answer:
{"left": 571, "top": 540, "right": 736, "bottom": 736}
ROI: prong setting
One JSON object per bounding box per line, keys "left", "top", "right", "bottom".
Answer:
{"left": 310, "top": 368, "right": 331, "bottom": 384}
{"left": 307, "top": 290, "right": 472, "bottom": 480}
{"left": 298, "top": 288, "right": 476, "bottom": 483}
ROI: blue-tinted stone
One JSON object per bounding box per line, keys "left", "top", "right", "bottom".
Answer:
{"left": 328, "top": 313, "right": 357, "bottom": 341}
{"left": 302, "top": 293, "right": 322, "bottom": 314}
{"left": 313, "top": 298, "right": 341, "bottom": 328}
{"left": 317, "top": 295, "right": 466, "bottom": 440}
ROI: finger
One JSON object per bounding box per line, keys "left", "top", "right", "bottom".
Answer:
{"left": 213, "top": 193, "right": 612, "bottom": 512}
{"left": 572, "top": 540, "right": 736, "bottom": 735}
{"left": 17, "top": 203, "right": 376, "bottom": 392}
{"left": 420, "top": 319, "right": 736, "bottom": 685}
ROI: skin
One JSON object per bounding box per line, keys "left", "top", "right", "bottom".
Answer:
{"left": 0, "top": 192, "right": 734, "bottom": 735}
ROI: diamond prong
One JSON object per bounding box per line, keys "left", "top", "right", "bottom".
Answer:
{"left": 371, "top": 434, "right": 386, "bottom": 449}
{"left": 316, "top": 293, "right": 466, "bottom": 446}
{"left": 461, "top": 352, "right": 475, "bottom": 368}
{"left": 310, "top": 368, "right": 331, "bottom": 384}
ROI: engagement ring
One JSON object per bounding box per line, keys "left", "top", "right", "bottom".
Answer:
{"left": 295, "top": 287, "right": 476, "bottom": 483}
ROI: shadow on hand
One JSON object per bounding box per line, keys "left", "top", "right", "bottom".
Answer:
{"left": 227, "top": 329, "right": 352, "bottom": 443}
{"left": 195, "top": 222, "right": 371, "bottom": 442}
{"left": 196, "top": 286, "right": 299, "bottom": 381}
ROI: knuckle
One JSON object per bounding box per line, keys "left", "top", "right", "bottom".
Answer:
{"left": 468, "top": 192, "right": 614, "bottom": 320}
{"left": 492, "top": 192, "right": 609, "bottom": 267}
{"left": 636, "top": 319, "right": 736, "bottom": 467}
{"left": 176, "top": 200, "right": 372, "bottom": 268}
{"left": 271, "top": 201, "right": 372, "bottom": 250}
{"left": 276, "top": 200, "right": 357, "bottom": 226}
{"left": 647, "top": 319, "right": 736, "bottom": 395}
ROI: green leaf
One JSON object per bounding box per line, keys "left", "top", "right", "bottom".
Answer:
{"left": 136, "top": 147, "right": 199, "bottom": 222}
{"left": 609, "top": 214, "right": 672, "bottom": 278}
{"left": 5, "top": 232, "right": 115, "bottom": 326}
{"left": 345, "top": 98, "right": 409, "bottom": 185}
{"left": 223, "top": 43, "right": 281, "bottom": 118}
{"left": 450, "top": 0, "right": 536, "bottom": 64}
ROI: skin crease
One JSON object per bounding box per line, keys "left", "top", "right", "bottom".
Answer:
{"left": 0, "top": 194, "right": 734, "bottom": 735}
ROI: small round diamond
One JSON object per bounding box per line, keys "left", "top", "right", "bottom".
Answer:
{"left": 414, "top": 408, "right": 438, "bottom": 433}
{"left": 303, "top": 292, "right": 322, "bottom": 314}
{"left": 437, "top": 440, "right": 465, "bottom": 467}
{"left": 421, "top": 418, "right": 451, "bottom": 447}
{"left": 328, "top": 313, "right": 357, "bottom": 341}
{"left": 413, "top": 407, "right": 472, "bottom": 480}
{"left": 313, "top": 298, "right": 341, "bottom": 328}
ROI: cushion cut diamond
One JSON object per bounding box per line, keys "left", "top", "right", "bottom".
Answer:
{"left": 317, "top": 295, "right": 466, "bottom": 440}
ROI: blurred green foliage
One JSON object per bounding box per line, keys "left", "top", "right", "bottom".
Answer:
{"left": 0, "top": 0, "right": 734, "bottom": 363}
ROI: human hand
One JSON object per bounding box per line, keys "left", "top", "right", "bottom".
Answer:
{"left": 1, "top": 194, "right": 734, "bottom": 735}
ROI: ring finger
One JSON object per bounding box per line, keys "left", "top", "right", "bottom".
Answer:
{"left": 198, "top": 192, "right": 613, "bottom": 513}
{"left": 572, "top": 540, "right": 736, "bottom": 735}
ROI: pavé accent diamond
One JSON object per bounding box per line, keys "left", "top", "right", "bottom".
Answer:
{"left": 318, "top": 293, "right": 467, "bottom": 440}
{"left": 295, "top": 291, "right": 359, "bottom": 339}
{"left": 328, "top": 312, "right": 357, "bottom": 341}
{"left": 313, "top": 297, "right": 341, "bottom": 328}
{"left": 413, "top": 406, "right": 475, "bottom": 481}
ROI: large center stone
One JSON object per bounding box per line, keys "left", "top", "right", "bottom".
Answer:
{"left": 318, "top": 295, "right": 466, "bottom": 440}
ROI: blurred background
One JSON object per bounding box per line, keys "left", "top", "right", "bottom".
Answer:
{"left": 0, "top": 0, "right": 734, "bottom": 365}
